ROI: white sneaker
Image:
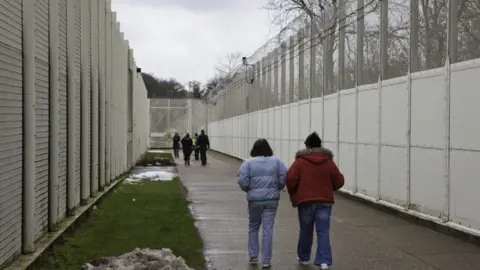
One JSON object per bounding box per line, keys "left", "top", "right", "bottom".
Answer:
{"left": 319, "top": 263, "right": 329, "bottom": 269}
{"left": 297, "top": 257, "right": 309, "bottom": 265}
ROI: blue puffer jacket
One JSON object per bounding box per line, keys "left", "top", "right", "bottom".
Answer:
{"left": 237, "top": 156, "right": 288, "bottom": 202}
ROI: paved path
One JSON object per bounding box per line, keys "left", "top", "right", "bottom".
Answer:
{"left": 177, "top": 152, "right": 480, "bottom": 270}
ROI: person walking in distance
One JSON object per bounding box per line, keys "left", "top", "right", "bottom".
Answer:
{"left": 237, "top": 139, "right": 287, "bottom": 269}
{"left": 181, "top": 133, "right": 193, "bottom": 166}
{"left": 286, "top": 132, "right": 344, "bottom": 269}
{"left": 197, "top": 130, "right": 210, "bottom": 166}
{"left": 172, "top": 132, "right": 181, "bottom": 158}
{"left": 193, "top": 133, "right": 200, "bottom": 161}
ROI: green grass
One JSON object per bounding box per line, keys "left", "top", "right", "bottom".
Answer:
{"left": 36, "top": 177, "right": 205, "bottom": 269}
{"left": 137, "top": 151, "right": 175, "bottom": 166}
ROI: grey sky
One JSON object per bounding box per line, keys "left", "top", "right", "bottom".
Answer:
{"left": 112, "top": 0, "right": 277, "bottom": 85}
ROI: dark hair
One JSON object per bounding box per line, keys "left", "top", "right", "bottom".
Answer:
{"left": 250, "top": 139, "right": 273, "bottom": 157}
{"left": 305, "top": 132, "right": 322, "bottom": 148}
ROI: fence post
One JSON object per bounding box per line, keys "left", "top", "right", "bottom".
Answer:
{"left": 105, "top": 1, "right": 112, "bottom": 185}
{"left": 81, "top": 0, "right": 90, "bottom": 204}
{"left": 377, "top": 77, "right": 383, "bottom": 201}
{"left": 67, "top": 0, "right": 77, "bottom": 214}
{"left": 444, "top": 0, "right": 457, "bottom": 222}
{"left": 22, "top": 0, "right": 36, "bottom": 254}
{"left": 90, "top": 0, "right": 99, "bottom": 197}
{"left": 49, "top": 0, "right": 60, "bottom": 231}
{"left": 309, "top": 22, "right": 315, "bottom": 133}
{"left": 280, "top": 43, "right": 286, "bottom": 162}
{"left": 98, "top": 0, "right": 106, "bottom": 189}
{"left": 298, "top": 29, "right": 303, "bottom": 149}
{"left": 443, "top": 58, "right": 451, "bottom": 222}
{"left": 379, "top": 0, "right": 388, "bottom": 79}
{"left": 406, "top": 70, "right": 412, "bottom": 209}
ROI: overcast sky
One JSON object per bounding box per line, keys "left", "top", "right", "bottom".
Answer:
{"left": 112, "top": 0, "right": 277, "bottom": 85}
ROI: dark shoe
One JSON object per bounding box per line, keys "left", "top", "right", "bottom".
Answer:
{"left": 249, "top": 257, "right": 258, "bottom": 265}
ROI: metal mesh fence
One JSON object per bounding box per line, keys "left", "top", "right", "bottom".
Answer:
{"left": 149, "top": 98, "right": 207, "bottom": 148}
{"left": 204, "top": 0, "right": 480, "bottom": 120}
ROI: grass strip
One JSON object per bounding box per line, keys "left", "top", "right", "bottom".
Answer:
{"left": 36, "top": 177, "right": 205, "bottom": 269}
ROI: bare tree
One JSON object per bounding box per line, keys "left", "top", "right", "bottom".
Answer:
{"left": 215, "top": 52, "right": 244, "bottom": 81}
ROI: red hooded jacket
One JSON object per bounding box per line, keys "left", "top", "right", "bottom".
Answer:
{"left": 286, "top": 148, "right": 344, "bottom": 207}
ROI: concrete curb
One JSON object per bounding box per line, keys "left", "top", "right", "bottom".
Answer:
{"left": 209, "top": 149, "right": 480, "bottom": 248}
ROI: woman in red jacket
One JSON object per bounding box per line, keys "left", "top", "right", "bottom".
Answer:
{"left": 286, "top": 132, "right": 344, "bottom": 270}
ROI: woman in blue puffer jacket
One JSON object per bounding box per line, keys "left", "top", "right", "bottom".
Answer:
{"left": 237, "top": 139, "right": 287, "bottom": 269}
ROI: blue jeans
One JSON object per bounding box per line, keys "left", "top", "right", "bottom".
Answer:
{"left": 297, "top": 202, "right": 333, "bottom": 265}
{"left": 248, "top": 202, "right": 278, "bottom": 264}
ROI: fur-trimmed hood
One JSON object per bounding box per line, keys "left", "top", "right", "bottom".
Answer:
{"left": 295, "top": 147, "right": 334, "bottom": 164}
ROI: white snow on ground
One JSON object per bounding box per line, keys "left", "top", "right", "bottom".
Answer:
{"left": 83, "top": 248, "right": 194, "bottom": 270}
{"left": 125, "top": 171, "right": 177, "bottom": 183}
{"left": 147, "top": 150, "right": 168, "bottom": 153}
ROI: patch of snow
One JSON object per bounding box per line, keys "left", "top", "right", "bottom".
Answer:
{"left": 147, "top": 150, "right": 168, "bottom": 153}
{"left": 83, "top": 248, "right": 194, "bottom": 270}
{"left": 125, "top": 171, "right": 177, "bottom": 183}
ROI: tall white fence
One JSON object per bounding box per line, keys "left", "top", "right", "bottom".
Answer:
{"left": 206, "top": 0, "right": 480, "bottom": 238}
{"left": 0, "top": 0, "right": 149, "bottom": 267}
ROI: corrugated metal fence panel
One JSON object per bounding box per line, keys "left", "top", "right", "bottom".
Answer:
{"left": 34, "top": 0, "right": 50, "bottom": 241}
{"left": 58, "top": 0, "right": 68, "bottom": 218}
{"left": 74, "top": 0, "right": 81, "bottom": 205}
{"left": 91, "top": 0, "right": 99, "bottom": 186}
{"left": 0, "top": 0, "right": 23, "bottom": 265}
{"left": 86, "top": 0, "right": 92, "bottom": 185}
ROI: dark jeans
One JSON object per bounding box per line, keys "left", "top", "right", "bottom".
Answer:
{"left": 200, "top": 148, "right": 207, "bottom": 165}
{"left": 173, "top": 148, "right": 179, "bottom": 158}
{"left": 194, "top": 149, "right": 199, "bottom": 160}
{"left": 183, "top": 150, "right": 192, "bottom": 161}
{"left": 297, "top": 202, "right": 333, "bottom": 265}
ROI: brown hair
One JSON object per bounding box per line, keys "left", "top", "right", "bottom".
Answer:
{"left": 250, "top": 139, "right": 273, "bottom": 157}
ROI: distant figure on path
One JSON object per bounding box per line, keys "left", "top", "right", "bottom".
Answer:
{"left": 193, "top": 133, "right": 200, "bottom": 161}
{"left": 286, "top": 132, "right": 344, "bottom": 270}
{"left": 237, "top": 139, "right": 287, "bottom": 269}
{"left": 197, "top": 130, "right": 210, "bottom": 166}
{"left": 172, "top": 133, "right": 181, "bottom": 158}
{"left": 181, "top": 133, "right": 193, "bottom": 166}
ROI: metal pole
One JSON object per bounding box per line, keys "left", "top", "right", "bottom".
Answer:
{"left": 105, "top": 1, "right": 112, "bottom": 185}
{"left": 379, "top": 0, "right": 388, "bottom": 79}
{"left": 167, "top": 99, "right": 171, "bottom": 132}
{"left": 81, "top": 0, "right": 90, "bottom": 204}
{"left": 99, "top": 0, "right": 106, "bottom": 189}
{"left": 298, "top": 30, "right": 303, "bottom": 148}
{"left": 448, "top": 0, "right": 458, "bottom": 63}
{"left": 110, "top": 13, "right": 117, "bottom": 179}
{"left": 309, "top": 22, "right": 316, "bottom": 132}
{"left": 377, "top": 77, "right": 383, "bottom": 201}
{"left": 22, "top": 0, "right": 36, "bottom": 254}
{"left": 67, "top": 0, "right": 77, "bottom": 215}
{"left": 90, "top": 0, "right": 99, "bottom": 196}
{"left": 406, "top": 70, "right": 412, "bottom": 209}
{"left": 280, "top": 43, "right": 286, "bottom": 161}
{"left": 355, "top": 0, "right": 364, "bottom": 193}
{"left": 409, "top": 0, "right": 419, "bottom": 72}
{"left": 338, "top": 0, "right": 346, "bottom": 90}
{"left": 49, "top": 0, "right": 60, "bottom": 231}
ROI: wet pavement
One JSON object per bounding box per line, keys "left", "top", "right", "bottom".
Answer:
{"left": 177, "top": 152, "right": 480, "bottom": 270}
